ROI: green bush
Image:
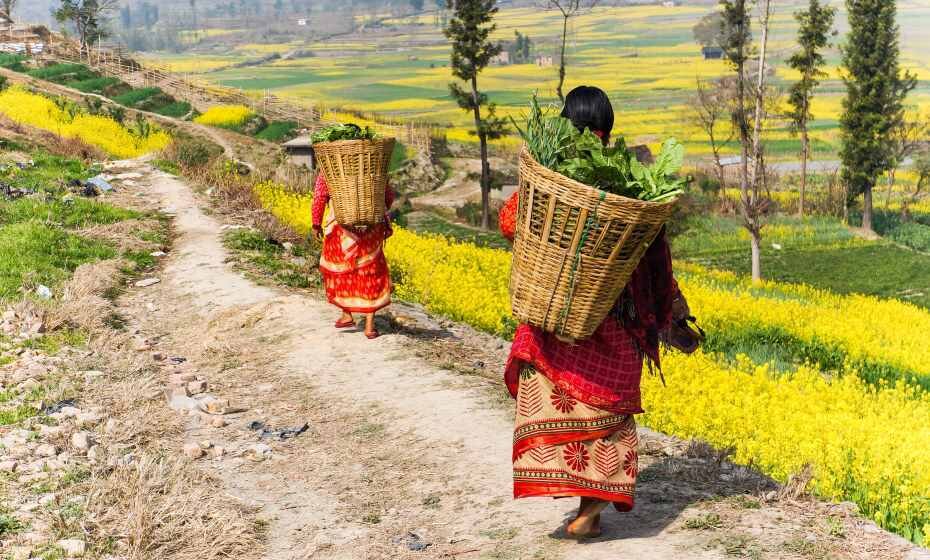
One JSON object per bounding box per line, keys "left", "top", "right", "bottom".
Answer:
{"left": 887, "top": 222, "right": 930, "bottom": 253}
{"left": 0, "top": 53, "right": 26, "bottom": 72}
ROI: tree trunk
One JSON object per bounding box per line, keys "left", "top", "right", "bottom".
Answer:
{"left": 556, "top": 15, "right": 568, "bottom": 103}
{"left": 750, "top": 228, "right": 762, "bottom": 283}
{"left": 862, "top": 185, "right": 874, "bottom": 233}
{"left": 885, "top": 168, "right": 896, "bottom": 208}
{"left": 471, "top": 76, "right": 491, "bottom": 229}
{"left": 799, "top": 127, "right": 808, "bottom": 216}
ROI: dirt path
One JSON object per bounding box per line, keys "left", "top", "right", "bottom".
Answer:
{"left": 118, "top": 163, "right": 927, "bottom": 560}
{"left": 412, "top": 158, "right": 515, "bottom": 211}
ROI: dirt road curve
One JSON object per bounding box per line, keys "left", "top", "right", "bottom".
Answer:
{"left": 121, "top": 163, "right": 927, "bottom": 560}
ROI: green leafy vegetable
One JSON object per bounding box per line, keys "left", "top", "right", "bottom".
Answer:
{"left": 311, "top": 123, "right": 377, "bottom": 143}
{"left": 512, "top": 96, "right": 687, "bottom": 202}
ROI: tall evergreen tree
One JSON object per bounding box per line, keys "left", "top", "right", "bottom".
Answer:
{"left": 445, "top": 0, "right": 507, "bottom": 229}
{"left": 786, "top": 0, "right": 835, "bottom": 216}
{"left": 840, "top": 0, "right": 916, "bottom": 232}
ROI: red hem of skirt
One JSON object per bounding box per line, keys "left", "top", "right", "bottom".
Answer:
{"left": 331, "top": 301, "right": 391, "bottom": 314}
{"left": 513, "top": 482, "right": 635, "bottom": 511}
{"left": 512, "top": 427, "right": 621, "bottom": 462}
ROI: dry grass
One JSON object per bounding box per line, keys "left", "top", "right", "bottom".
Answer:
{"left": 83, "top": 455, "right": 263, "bottom": 560}
{"left": 78, "top": 219, "right": 162, "bottom": 253}
{"left": 46, "top": 259, "right": 125, "bottom": 333}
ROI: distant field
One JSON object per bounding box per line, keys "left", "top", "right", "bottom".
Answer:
{"left": 143, "top": 1, "right": 930, "bottom": 159}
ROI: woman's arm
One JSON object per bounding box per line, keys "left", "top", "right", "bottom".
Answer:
{"left": 311, "top": 173, "right": 330, "bottom": 228}
{"left": 499, "top": 191, "right": 519, "bottom": 242}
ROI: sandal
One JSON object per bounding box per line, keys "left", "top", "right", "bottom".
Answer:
{"left": 365, "top": 329, "right": 380, "bottom": 340}
{"left": 335, "top": 318, "right": 355, "bottom": 329}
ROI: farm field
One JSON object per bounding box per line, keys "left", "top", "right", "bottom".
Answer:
{"left": 252, "top": 176, "right": 930, "bottom": 545}
{"left": 142, "top": 1, "right": 930, "bottom": 159}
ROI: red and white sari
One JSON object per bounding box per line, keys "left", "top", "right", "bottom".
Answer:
{"left": 311, "top": 174, "right": 393, "bottom": 313}
{"left": 500, "top": 191, "right": 678, "bottom": 510}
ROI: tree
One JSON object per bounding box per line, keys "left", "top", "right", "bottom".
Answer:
{"left": 1, "top": 1, "right": 17, "bottom": 20}
{"left": 692, "top": 77, "right": 733, "bottom": 191}
{"left": 786, "top": 0, "right": 835, "bottom": 216}
{"left": 884, "top": 109, "right": 928, "bottom": 206}
{"left": 547, "top": 0, "right": 599, "bottom": 103}
{"left": 274, "top": 0, "right": 285, "bottom": 19}
{"left": 410, "top": 0, "right": 425, "bottom": 11}
{"left": 902, "top": 149, "right": 930, "bottom": 221}
{"left": 54, "top": 0, "right": 120, "bottom": 52}
{"left": 445, "top": 0, "right": 508, "bottom": 229}
{"left": 692, "top": 11, "right": 724, "bottom": 48}
{"left": 718, "top": 0, "right": 766, "bottom": 280}
{"left": 840, "top": 0, "right": 916, "bottom": 233}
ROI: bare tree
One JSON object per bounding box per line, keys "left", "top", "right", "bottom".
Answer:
{"left": 744, "top": 0, "right": 772, "bottom": 282}
{"left": 885, "top": 108, "right": 929, "bottom": 207}
{"left": 546, "top": 0, "right": 599, "bottom": 103}
{"left": 692, "top": 77, "right": 733, "bottom": 192}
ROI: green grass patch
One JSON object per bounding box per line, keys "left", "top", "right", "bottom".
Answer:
{"left": 0, "top": 197, "right": 141, "bottom": 228}
{"left": 23, "top": 328, "right": 87, "bottom": 355}
{"left": 0, "top": 53, "right": 26, "bottom": 72}
{"left": 68, "top": 76, "right": 120, "bottom": 93}
{"left": 112, "top": 86, "right": 162, "bottom": 106}
{"left": 0, "top": 222, "right": 116, "bottom": 300}
{"left": 223, "top": 228, "right": 315, "bottom": 288}
{"left": 0, "top": 403, "right": 38, "bottom": 426}
{"left": 152, "top": 101, "right": 193, "bottom": 118}
{"left": 151, "top": 158, "right": 181, "bottom": 175}
{"left": 1, "top": 152, "right": 97, "bottom": 192}
{"left": 27, "top": 63, "right": 97, "bottom": 83}
{"left": 255, "top": 120, "right": 298, "bottom": 142}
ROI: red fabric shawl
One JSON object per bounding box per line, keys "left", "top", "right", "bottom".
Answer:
{"left": 500, "top": 191, "right": 678, "bottom": 414}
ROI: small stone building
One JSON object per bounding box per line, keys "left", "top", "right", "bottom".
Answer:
{"left": 282, "top": 136, "right": 315, "bottom": 170}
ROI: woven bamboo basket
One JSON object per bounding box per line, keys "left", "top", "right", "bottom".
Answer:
{"left": 510, "top": 148, "right": 676, "bottom": 340}
{"left": 312, "top": 137, "right": 396, "bottom": 227}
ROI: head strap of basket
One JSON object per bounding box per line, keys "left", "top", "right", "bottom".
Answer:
{"left": 510, "top": 148, "right": 675, "bottom": 340}
{"left": 313, "top": 136, "right": 396, "bottom": 227}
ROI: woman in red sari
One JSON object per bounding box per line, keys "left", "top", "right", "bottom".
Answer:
{"left": 500, "top": 86, "right": 683, "bottom": 538}
{"left": 311, "top": 173, "right": 393, "bottom": 339}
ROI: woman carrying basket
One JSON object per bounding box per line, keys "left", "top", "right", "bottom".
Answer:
{"left": 311, "top": 173, "right": 394, "bottom": 339}
{"left": 500, "top": 86, "right": 697, "bottom": 538}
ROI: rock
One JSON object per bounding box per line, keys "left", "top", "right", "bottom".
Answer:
{"left": 209, "top": 446, "right": 226, "bottom": 458}
{"left": 167, "top": 393, "right": 199, "bottom": 412}
{"left": 169, "top": 372, "right": 197, "bottom": 385}
{"left": 57, "top": 538, "right": 86, "bottom": 557}
{"left": 59, "top": 406, "right": 81, "bottom": 418}
{"left": 17, "top": 377, "right": 41, "bottom": 391}
{"left": 150, "top": 251, "right": 167, "bottom": 257}
{"left": 39, "top": 493, "right": 57, "bottom": 505}
{"left": 256, "top": 383, "right": 275, "bottom": 393}
{"left": 187, "top": 380, "right": 208, "bottom": 395}
{"left": 71, "top": 431, "right": 94, "bottom": 451}
{"left": 211, "top": 417, "right": 227, "bottom": 428}
{"left": 152, "top": 352, "right": 165, "bottom": 361}
{"left": 0, "top": 460, "right": 18, "bottom": 472}
{"left": 34, "top": 443, "right": 57, "bottom": 458}
{"left": 249, "top": 443, "right": 272, "bottom": 461}
{"left": 134, "top": 278, "right": 160, "bottom": 288}
{"left": 183, "top": 442, "right": 205, "bottom": 459}
{"left": 35, "top": 284, "right": 52, "bottom": 300}
{"left": 82, "top": 370, "right": 104, "bottom": 383}
{"left": 87, "top": 445, "right": 102, "bottom": 462}
{"left": 198, "top": 440, "right": 213, "bottom": 450}
{"left": 75, "top": 412, "right": 103, "bottom": 428}
{"left": 199, "top": 396, "right": 231, "bottom": 415}
{"left": 104, "top": 419, "right": 118, "bottom": 434}
{"left": 39, "top": 425, "right": 63, "bottom": 437}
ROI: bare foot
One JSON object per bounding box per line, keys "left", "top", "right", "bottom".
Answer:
{"left": 364, "top": 312, "right": 377, "bottom": 338}
{"left": 566, "top": 498, "right": 607, "bottom": 538}
{"left": 335, "top": 311, "right": 354, "bottom": 329}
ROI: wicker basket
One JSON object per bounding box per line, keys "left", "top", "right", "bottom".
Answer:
{"left": 510, "top": 148, "right": 676, "bottom": 340}
{"left": 313, "top": 138, "right": 396, "bottom": 227}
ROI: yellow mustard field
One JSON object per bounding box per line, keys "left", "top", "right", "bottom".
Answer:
{"left": 252, "top": 179, "right": 930, "bottom": 544}
{"left": 194, "top": 104, "right": 256, "bottom": 128}
{"left": 0, "top": 87, "right": 171, "bottom": 159}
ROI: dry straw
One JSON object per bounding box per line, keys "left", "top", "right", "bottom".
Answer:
{"left": 313, "top": 138, "right": 396, "bottom": 226}
{"left": 510, "top": 148, "right": 675, "bottom": 340}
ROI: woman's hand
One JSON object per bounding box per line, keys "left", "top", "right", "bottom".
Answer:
{"left": 311, "top": 225, "right": 324, "bottom": 242}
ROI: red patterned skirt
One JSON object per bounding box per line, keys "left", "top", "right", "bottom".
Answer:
{"left": 319, "top": 223, "right": 391, "bottom": 314}
{"left": 513, "top": 365, "right": 638, "bottom": 510}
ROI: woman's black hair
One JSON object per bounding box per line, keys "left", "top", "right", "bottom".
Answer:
{"left": 560, "top": 86, "right": 614, "bottom": 145}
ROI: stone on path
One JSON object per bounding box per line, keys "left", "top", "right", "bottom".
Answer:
{"left": 134, "top": 278, "right": 161, "bottom": 288}
{"left": 71, "top": 431, "right": 94, "bottom": 451}
{"left": 183, "top": 442, "right": 205, "bottom": 459}
{"left": 57, "top": 539, "right": 86, "bottom": 557}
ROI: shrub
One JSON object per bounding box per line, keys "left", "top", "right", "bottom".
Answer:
{"left": 152, "top": 101, "right": 193, "bottom": 119}
{"left": 163, "top": 136, "right": 219, "bottom": 169}
{"left": 254, "top": 121, "right": 298, "bottom": 142}
{"left": 112, "top": 87, "right": 162, "bottom": 106}
{"left": 69, "top": 76, "right": 120, "bottom": 94}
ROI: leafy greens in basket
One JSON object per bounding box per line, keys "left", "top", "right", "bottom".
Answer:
{"left": 311, "top": 123, "right": 377, "bottom": 143}
{"left": 512, "top": 96, "right": 687, "bottom": 203}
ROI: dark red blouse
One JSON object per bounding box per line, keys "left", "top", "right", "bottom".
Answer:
{"left": 500, "top": 191, "right": 678, "bottom": 414}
